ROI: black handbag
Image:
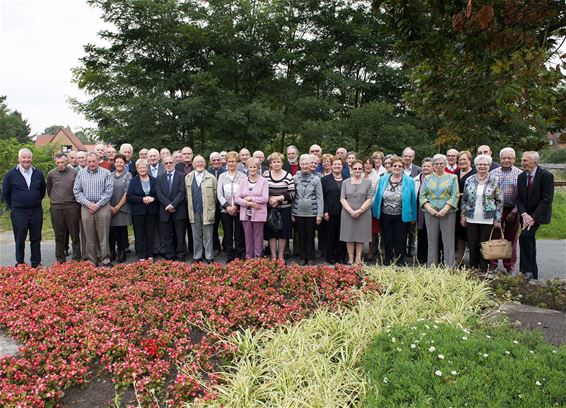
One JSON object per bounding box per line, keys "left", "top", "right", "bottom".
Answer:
{"left": 266, "top": 207, "right": 283, "bottom": 232}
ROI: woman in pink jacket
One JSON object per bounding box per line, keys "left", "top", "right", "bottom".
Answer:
{"left": 235, "top": 157, "right": 269, "bottom": 258}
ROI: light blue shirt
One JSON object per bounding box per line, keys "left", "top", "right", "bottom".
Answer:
{"left": 17, "top": 164, "right": 33, "bottom": 188}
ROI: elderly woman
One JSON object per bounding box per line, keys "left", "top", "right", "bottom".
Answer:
{"left": 321, "top": 156, "right": 347, "bottom": 264}
{"left": 454, "top": 150, "right": 476, "bottom": 264}
{"left": 372, "top": 151, "right": 387, "bottom": 177}
{"left": 319, "top": 153, "right": 333, "bottom": 177}
{"left": 373, "top": 156, "right": 417, "bottom": 266}
{"left": 420, "top": 153, "right": 459, "bottom": 267}
{"left": 217, "top": 151, "right": 246, "bottom": 262}
{"left": 460, "top": 154, "right": 503, "bottom": 272}
{"left": 109, "top": 154, "right": 132, "bottom": 263}
{"left": 127, "top": 159, "right": 158, "bottom": 261}
{"left": 414, "top": 157, "right": 433, "bottom": 265}
{"left": 293, "top": 154, "right": 323, "bottom": 265}
{"left": 185, "top": 155, "right": 217, "bottom": 263}
{"left": 235, "top": 157, "right": 269, "bottom": 259}
{"left": 264, "top": 152, "right": 295, "bottom": 262}
{"left": 363, "top": 156, "right": 380, "bottom": 262}
{"left": 383, "top": 154, "right": 395, "bottom": 173}
{"left": 340, "top": 160, "right": 374, "bottom": 265}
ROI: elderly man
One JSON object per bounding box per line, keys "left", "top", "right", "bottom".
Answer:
{"left": 94, "top": 143, "right": 111, "bottom": 169}
{"left": 106, "top": 146, "right": 117, "bottom": 169}
{"left": 283, "top": 145, "right": 299, "bottom": 175}
{"left": 209, "top": 152, "right": 226, "bottom": 255}
{"left": 47, "top": 153, "right": 81, "bottom": 263}
{"left": 489, "top": 147, "right": 523, "bottom": 274}
{"left": 2, "top": 148, "right": 46, "bottom": 267}
{"left": 176, "top": 146, "right": 194, "bottom": 176}
{"left": 138, "top": 148, "right": 149, "bottom": 160}
{"left": 147, "top": 148, "right": 165, "bottom": 179}
{"left": 68, "top": 150, "right": 78, "bottom": 167}
{"left": 186, "top": 155, "right": 218, "bottom": 263}
{"left": 253, "top": 150, "right": 268, "bottom": 174}
{"left": 219, "top": 151, "right": 228, "bottom": 168}
{"left": 156, "top": 155, "right": 187, "bottom": 260}
{"left": 119, "top": 143, "right": 137, "bottom": 176}
{"left": 73, "top": 152, "right": 114, "bottom": 267}
{"left": 238, "top": 148, "right": 251, "bottom": 175}
{"left": 516, "top": 151, "right": 554, "bottom": 281}
{"left": 76, "top": 150, "right": 87, "bottom": 170}
{"left": 445, "top": 149, "right": 459, "bottom": 174}
{"left": 335, "top": 147, "right": 351, "bottom": 178}
{"left": 309, "top": 144, "right": 323, "bottom": 173}
{"left": 477, "top": 145, "right": 500, "bottom": 170}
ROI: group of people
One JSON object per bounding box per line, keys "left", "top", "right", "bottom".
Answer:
{"left": 2, "top": 141, "right": 554, "bottom": 280}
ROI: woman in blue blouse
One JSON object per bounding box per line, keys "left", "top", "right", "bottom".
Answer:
{"left": 372, "top": 157, "right": 417, "bottom": 266}
{"left": 460, "top": 154, "right": 503, "bottom": 272}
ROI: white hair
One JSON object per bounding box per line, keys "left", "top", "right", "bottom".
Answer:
{"left": 523, "top": 151, "right": 540, "bottom": 163}
{"left": 402, "top": 147, "right": 415, "bottom": 156}
{"left": 135, "top": 158, "right": 148, "bottom": 168}
{"left": 499, "top": 147, "right": 515, "bottom": 158}
{"left": 431, "top": 153, "right": 447, "bottom": 166}
{"left": 193, "top": 155, "right": 206, "bottom": 165}
{"left": 474, "top": 154, "right": 493, "bottom": 166}
{"left": 299, "top": 153, "right": 312, "bottom": 164}
{"left": 18, "top": 148, "right": 33, "bottom": 159}
{"left": 119, "top": 143, "right": 133, "bottom": 153}
{"left": 209, "top": 151, "right": 221, "bottom": 160}
{"left": 147, "top": 148, "right": 159, "bottom": 156}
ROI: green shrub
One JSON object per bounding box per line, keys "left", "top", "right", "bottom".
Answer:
{"left": 363, "top": 321, "right": 566, "bottom": 407}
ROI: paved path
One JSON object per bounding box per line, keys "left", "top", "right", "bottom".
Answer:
{"left": 1, "top": 232, "right": 563, "bottom": 280}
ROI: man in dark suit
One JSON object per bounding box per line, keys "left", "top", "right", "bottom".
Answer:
{"left": 156, "top": 155, "right": 187, "bottom": 260}
{"left": 516, "top": 151, "right": 554, "bottom": 280}
{"left": 402, "top": 147, "right": 421, "bottom": 257}
{"left": 208, "top": 152, "right": 226, "bottom": 255}
{"left": 2, "top": 148, "right": 46, "bottom": 267}
{"left": 147, "top": 148, "right": 165, "bottom": 256}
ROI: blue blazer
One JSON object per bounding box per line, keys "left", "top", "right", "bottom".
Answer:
{"left": 372, "top": 173, "right": 417, "bottom": 223}
{"left": 127, "top": 175, "right": 159, "bottom": 216}
{"left": 2, "top": 166, "right": 46, "bottom": 210}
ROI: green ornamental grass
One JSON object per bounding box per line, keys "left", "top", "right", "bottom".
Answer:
{"left": 363, "top": 321, "right": 566, "bottom": 407}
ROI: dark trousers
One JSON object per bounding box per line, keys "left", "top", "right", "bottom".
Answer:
{"left": 324, "top": 213, "right": 345, "bottom": 263}
{"left": 160, "top": 217, "right": 187, "bottom": 260}
{"left": 406, "top": 222, "right": 416, "bottom": 256}
{"left": 132, "top": 214, "right": 155, "bottom": 260}
{"left": 213, "top": 204, "right": 222, "bottom": 251}
{"left": 519, "top": 222, "right": 540, "bottom": 279}
{"left": 51, "top": 204, "right": 81, "bottom": 263}
{"left": 221, "top": 212, "right": 245, "bottom": 261}
{"left": 295, "top": 216, "right": 316, "bottom": 261}
{"left": 491, "top": 206, "right": 520, "bottom": 270}
{"left": 109, "top": 225, "right": 128, "bottom": 256}
{"left": 11, "top": 207, "right": 43, "bottom": 266}
{"left": 416, "top": 226, "right": 428, "bottom": 265}
{"left": 466, "top": 223, "right": 493, "bottom": 271}
{"left": 184, "top": 219, "right": 194, "bottom": 254}
{"left": 380, "top": 213, "right": 408, "bottom": 266}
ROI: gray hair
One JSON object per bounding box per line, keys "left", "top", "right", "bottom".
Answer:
{"left": 474, "top": 154, "right": 493, "bottom": 166}
{"left": 193, "top": 155, "right": 206, "bottom": 165}
{"left": 18, "top": 148, "right": 33, "bottom": 159}
{"left": 431, "top": 153, "right": 447, "bottom": 166}
{"left": 499, "top": 147, "right": 515, "bottom": 158}
{"left": 402, "top": 147, "right": 415, "bottom": 156}
{"left": 421, "top": 157, "right": 433, "bottom": 165}
{"left": 135, "top": 158, "right": 148, "bottom": 168}
{"left": 299, "top": 154, "right": 312, "bottom": 164}
{"left": 119, "top": 143, "right": 133, "bottom": 153}
{"left": 523, "top": 151, "right": 540, "bottom": 163}
{"left": 147, "top": 148, "right": 159, "bottom": 157}
{"left": 209, "top": 151, "right": 221, "bottom": 160}
{"left": 287, "top": 145, "right": 299, "bottom": 154}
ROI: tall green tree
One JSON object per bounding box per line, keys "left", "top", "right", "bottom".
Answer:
{"left": 0, "top": 96, "right": 31, "bottom": 143}
{"left": 373, "top": 0, "right": 566, "bottom": 151}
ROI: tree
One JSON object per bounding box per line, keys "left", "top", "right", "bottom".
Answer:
{"left": 373, "top": 0, "right": 566, "bottom": 152}
{"left": 0, "top": 96, "right": 31, "bottom": 143}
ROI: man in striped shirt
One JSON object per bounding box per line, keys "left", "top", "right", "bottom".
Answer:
{"left": 489, "top": 147, "right": 522, "bottom": 274}
{"left": 73, "top": 152, "right": 114, "bottom": 267}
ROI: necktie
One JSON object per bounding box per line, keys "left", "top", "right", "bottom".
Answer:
{"left": 527, "top": 174, "right": 532, "bottom": 193}
{"left": 167, "top": 172, "right": 173, "bottom": 193}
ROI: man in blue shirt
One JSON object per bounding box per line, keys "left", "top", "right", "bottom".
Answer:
{"left": 2, "top": 148, "right": 46, "bottom": 267}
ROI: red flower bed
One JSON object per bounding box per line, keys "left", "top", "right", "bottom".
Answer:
{"left": 0, "top": 259, "right": 376, "bottom": 407}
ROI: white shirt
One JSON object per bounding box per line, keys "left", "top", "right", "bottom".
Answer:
{"left": 195, "top": 171, "right": 204, "bottom": 187}
{"left": 150, "top": 165, "right": 159, "bottom": 178}
{"left": 17, "top": 164, "right": 33, "bottom": 188}
{"left": 467, "top": 184, "right": 493, "bottom": 225}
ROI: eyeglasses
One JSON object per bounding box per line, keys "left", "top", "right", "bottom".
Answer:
{"left": 392, "top": 164, "right": 403, "bottom": 168}
{"left": 352, "top": 167, "right": 363, "bottom": 171}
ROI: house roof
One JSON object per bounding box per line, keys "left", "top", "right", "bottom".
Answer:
{"left": 34, "top": 127, "right": 87, "bottom": 151}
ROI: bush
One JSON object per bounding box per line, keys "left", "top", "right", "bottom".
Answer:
{"left": 363, "top": 321, "right": 566, "bottom": 407}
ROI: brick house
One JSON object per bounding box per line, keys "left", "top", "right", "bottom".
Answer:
{"left": 35, "top": 127, "right": 94, "bottom": 152}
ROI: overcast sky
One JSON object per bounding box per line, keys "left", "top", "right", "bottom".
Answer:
{"left": 0, "top": 0, "right": 109, "bottom": 135}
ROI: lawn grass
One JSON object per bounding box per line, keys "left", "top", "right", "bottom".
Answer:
{"left": 538, "top": 190, "right": 566, "bottom": 239}
{"left": 362, "top": 320, "right": 566, "bottom": 407}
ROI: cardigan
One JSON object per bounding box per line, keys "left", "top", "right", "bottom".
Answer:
{"left": 460, "top": 174, "right": 503, "bottom": 222}
{"left": 372, "top": 173, "right": 417, "bottom": 223}
{"left": 292, "top": 172, "right": 323, "bottom": 218}
{"left": 235, "top": 175, "right": 269, "bottom": 222}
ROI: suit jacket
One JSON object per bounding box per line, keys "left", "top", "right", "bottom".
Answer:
{"left": 405, "top": 164, "right": 422, "bottom": 178}
{"left": 156, "top": 171, "right": 187, "bottom": 222}
{"left": 516, "top": 166, "right": 554, "bottom": 225}
{"left": 321, "top": 174, "right": 342, "bottom": 216}
{"left": 235, "top": 175, "right": 269, "bottom": 222}
{"left": 2, "top": 166, "right": 46, "bottom": 210}
{"left": 148, "top": 163, "right": 165, "bottom": 179}
{"left": 127, "top": 175, "right": 159, "bottom": 216}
